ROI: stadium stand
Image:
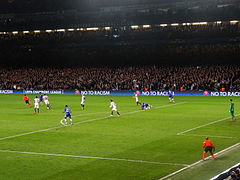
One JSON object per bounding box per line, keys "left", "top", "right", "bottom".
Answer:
{"left": 0, "top": 1, "right": 239, "bottom": 92}
{"left": 0, "top": 1, "right": 239, "bottom": 180}
{"left": 0, "top": 0, "right": 239, "bottom": 30}
{"left": 0, "top": 65, "right": 240, "bottom": 91}
{"left": 0, "top": 22, "right": 239, "bottom": 67}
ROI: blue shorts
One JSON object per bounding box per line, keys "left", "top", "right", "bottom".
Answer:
{"left": 65, "top": 113, "right": 71, "bottom": 118}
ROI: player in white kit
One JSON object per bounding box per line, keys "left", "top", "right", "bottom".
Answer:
{"left": 81, "top": 94, "right": 86, "bottom": 110}
{"left": 109, "top": 99, "right": 120, "bottom": 116}
{"left": 134, "top": 92, "right": 141, "bottom": 106}
{"left": 34, "top": 96, "right": 40, "bottom": 113}
{"left": 43, "top": 94, "right": 51, "bottom": 110}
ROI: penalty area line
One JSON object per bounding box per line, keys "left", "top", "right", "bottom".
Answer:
{"left": 72, "top": 111, "right": 110, "bottom": 118}
{"left": 0, "top": 149, "right": 189, "bottom": 167}
{"left": 178, "top": 133, "right": 238, "bottom": 139}
{"left": 158, "top": 142, "right": 240, "bottom": 180}
{"left": 0, "top": 102, "right": 186, "bottom": 141}
{"left": 0, "top": 111, "right": 116, "bottom": 141}
{"left": 60, "top": 102, "right": 186, "bottom": 121}
{"left": 73, "top": 102, "right": 187, "bottom": 126}
{"left": 177, "top": 114, "right": 240, "bottom": 135}
{"left": 125, "top": 102, "right": 187, "bottom": 115}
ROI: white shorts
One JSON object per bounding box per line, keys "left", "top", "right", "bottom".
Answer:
{"left": 34, "top": 103, "right": 39, "bottom": 109}
{"left": 112, "top": 107, "right": 117, "bottom": 111}
{"left": 81, "top": 101, "right": 85, "bottom": 105}
{"left": 44, "top": 100, "right": 49, "bottom": 105}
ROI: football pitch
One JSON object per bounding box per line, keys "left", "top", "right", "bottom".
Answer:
{"left": 0, "top": 94, "right": 239, "bottom": 180}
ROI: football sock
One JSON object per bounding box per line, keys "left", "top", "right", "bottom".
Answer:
{"left": 202, "top": 152, "right": 206, "bottom": 160}
{"left": 211, "top": 154, "right": 215, "bottom": 160}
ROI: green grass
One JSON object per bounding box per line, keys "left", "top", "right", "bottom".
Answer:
{"left": 0, "top": 94, "right": 239, "bottom": 180}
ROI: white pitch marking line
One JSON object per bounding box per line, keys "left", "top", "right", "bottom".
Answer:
{"left": 72, "top": 111, "right": 109, "bottom": 118}
{"left": 0, "top": 126, "right": 62, "bottom": 141}
{"left": 74, "top": 102, "right": 186, "bottom": 125}
{"left": 0, "top": 149, "right": 189, "bottom": 167}
{"left": 61, "top": 102, "right": 186, "bottom": 121}
{"left": 177, "top": 114, "right": 240, "bottom": 135}
{"left": 125, "top": 102, "right": 187, "bottom": 115}
{"left": 179, "top": 133, "right": 238, "bottom": 139}
{"left": 158, "top": 142, "right": 240, "bottom": 180}
{"left": 0, "top": 102, "right": 186, "bottom": 141}
{"left": 59, "top": 111, "right": 110, "bottom": 122}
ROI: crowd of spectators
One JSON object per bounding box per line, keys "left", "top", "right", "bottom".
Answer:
{"left": 0, "top": 65, "right": 239, "bottom": 91}
{"left": 0, "top": 22, "right": 239, "bottom": 91}
{"left": 229, "top": 168, "right": 240, "bottom": 180}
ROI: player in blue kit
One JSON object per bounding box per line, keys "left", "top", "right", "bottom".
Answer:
{"left": 168, "top": 89, "right": 175, "bottom": 103}
{"left": 61, "top": 105, "right": 73, "bottom": 126}
{"left": 141, "top": 103, "right": 152, "bottom": 110}
{"left": 39, "top": 92, "right": 43, "bottom": 104}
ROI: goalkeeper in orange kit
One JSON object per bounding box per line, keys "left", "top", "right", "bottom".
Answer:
{"left": 23, "top": 94, "right": 31, "bottom": 108}
{"left": 202, "top": 137, "right": 215, "bottom": 160}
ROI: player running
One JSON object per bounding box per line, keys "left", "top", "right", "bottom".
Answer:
{"left": 39, "top": 92, "right": 43, "bottom": 104}
{"left": 202, "top": 137, "right": 215, "bottom": 160}
{"left": 61, "top": 105, "right": 73, "bottom": 126}
{"left": 230, "top": 99, "right": 236, "bottom": 121}
{"left": 109, "top": 99, "right": 120, "bottom": 116}
{"left": 141, "top": 103, "right": 152, "bottom": 110}
{"left": 33, "top": 96, "right": 40, "bottom": 114}
{"left": 134, "top": 92, "right": 141, "bottom": 106}
{"left": 81, "top": 94, "right": 86, "bottom": 110}
{"left": 168, "top": 89, "right": 175, "bottom": 103}
{"left": 23, "top": 94, "right": 31, "bottom": 108}
{"left": 43, "top": 94, "right": 51, "bottom": 110}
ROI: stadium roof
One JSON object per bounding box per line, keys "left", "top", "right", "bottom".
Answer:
{"left": 0, "top": 0, "right": 238, "bottom": 14}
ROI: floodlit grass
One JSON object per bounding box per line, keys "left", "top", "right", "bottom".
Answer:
{"left": 0, "top": 94, "right": 239, "bottom": 180}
